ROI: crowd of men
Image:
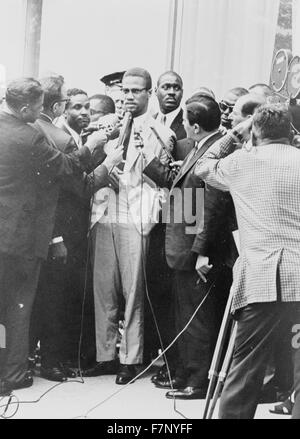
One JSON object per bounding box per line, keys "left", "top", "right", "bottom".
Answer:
{"left": 0, "top": 67, "right": 300, "bottom": 419}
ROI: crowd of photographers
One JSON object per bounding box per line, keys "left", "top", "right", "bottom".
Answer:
{"left": 0, "top": 68, "right": 300, "bottom": 418}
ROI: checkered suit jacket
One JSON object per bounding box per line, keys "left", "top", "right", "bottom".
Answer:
{"left": 194, "top": 133, "right": 300, "bottom": 312}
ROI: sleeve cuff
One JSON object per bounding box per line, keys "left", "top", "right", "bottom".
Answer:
{"left": 50, "top": 236, "right": 64, "bottom": 245}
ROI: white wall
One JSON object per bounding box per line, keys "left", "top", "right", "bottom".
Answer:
{"left": 39, "top": 0, "right": 171, "bottom": 95}
{"left": 0, "top": 0, "right": 26, "bottom": 82}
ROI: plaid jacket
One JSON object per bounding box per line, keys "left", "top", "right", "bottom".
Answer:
{"left": 194, "top": 132, "right": 300, "bottom": 312}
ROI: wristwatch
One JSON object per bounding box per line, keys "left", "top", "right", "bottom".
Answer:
{"left": 232, "top": 129, "right": 244, "bottom": 143}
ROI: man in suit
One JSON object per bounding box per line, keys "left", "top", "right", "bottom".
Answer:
{"left": 0, "top": 77, "right": 106, "bottom": 395}
{"left": 144, "top": 95, "right": 235, "bottom": 399}
{"left": 219, "top": 87, "right": 248, "bottom": 130}
{"left": 145, "top": 71, "right": 187, "bottom": 375}
{"left": 84, "top": 67, "right": 175, "bottom": 385}
{"left": 30, "top": 76, "right": 123, "bottom": 382}
{"left": 89, "top": 94, "right": 115, "bottom": 123}
{"left": 194, "top": 104, "right": 300, "bottom": 418}
{"left": 155, "top": 71, "right": 186, "bottom": 143}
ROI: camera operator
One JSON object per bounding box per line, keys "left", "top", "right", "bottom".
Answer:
{"left": 194, "top": 103, "right": 300, "bottom": 419}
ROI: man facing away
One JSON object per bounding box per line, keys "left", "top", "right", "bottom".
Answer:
{"left": 143, "top": 95, "right": 235, "bottom": 399}
{"left": 194, "top": 104, "right": 300, "bottom": 419}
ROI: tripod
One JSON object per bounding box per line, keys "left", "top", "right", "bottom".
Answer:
{"left": 203, "top": 288, "right": 237, "bottom": 419}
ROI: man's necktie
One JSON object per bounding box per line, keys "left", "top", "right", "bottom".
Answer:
{"left": 161, "top": 114, "right": 167, "bottom": 125}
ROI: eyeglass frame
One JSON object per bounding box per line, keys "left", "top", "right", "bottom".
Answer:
{"left": 219, "top": 100, "right": 235, "bottom": 112}
{"left": 122, "top": 87, "right": 149, "bottom": 97}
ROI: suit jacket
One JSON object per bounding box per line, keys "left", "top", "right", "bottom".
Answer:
{"left": 90, "top": 112, "right": 176, "bottom": 235}
{"left": 144, "top": 131, "right": 236, "bottom": 271}
{"left": 170, "top": 108, "right": 187, "bottom": 143}
{"left": 37, "top": 116, "right": 109, "bottom": 251}
{"left": 0, "top": 110, "right": 92, "bottom": 259}
{"left": 195, "top": 136, "right": 300, "bottom": 311}
{"left": 154, "top": 108, "right": 188, "bottom": 160}
{"left": 175, "top": 138, "right": 195, "bottom": 161}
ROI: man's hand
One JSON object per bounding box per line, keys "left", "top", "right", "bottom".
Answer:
{"left": 104, "top": 144, "right": 124, "bottom": 169}
{"left": 195, "top": 255, "right": 213, "bottom": 283}
{"left": 85, "top": 130, "right": 108, "bottom": 154}
{"left": 98, "top": 114, "right": 121, "bottom": 140}
{"left": 108, "top": 167, "right": 122, "bottom": 191}
{"left": 170, "top": 160, "right": 183, "bottom": 168}
{"left": 232, "top": 117, "right": 253, "bottom": 142}
{"left": 49, "top": 241, "right": 68, "bottom": 264}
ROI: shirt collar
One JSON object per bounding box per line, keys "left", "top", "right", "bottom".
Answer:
{"left": 158, "top": 106, "right": 181, "bottom": 127}
{"left": 196, "top": 130, "right": 219, "bottom": 150}
{"left": 63, "top": 121, "right": 82, "bottom": 148}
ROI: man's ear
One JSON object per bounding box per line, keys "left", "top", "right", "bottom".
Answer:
{"left": 194, "top": 123, "right": 201, "bottom": 135}
{"left": 52, "top": 102, "right": 59, "bottom": 116}
{"left": 147, "top": 88, "right": 152, "bottom": 98}
{"left": 19, "top": 105, "right": 29, "bottom": 120}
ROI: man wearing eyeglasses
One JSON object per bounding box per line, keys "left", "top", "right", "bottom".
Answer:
{"left": 219, "top": 87, "right": 248, "bottom": 130}
{"left": 86, "top": 67, "right": 176, "bottom": 385}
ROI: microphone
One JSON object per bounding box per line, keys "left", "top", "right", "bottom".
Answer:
{"left": 108, "top": 111, "right": 133, "bottom": 174}
{"left": 116, "top": 111, "right": 133, "bottom": 148}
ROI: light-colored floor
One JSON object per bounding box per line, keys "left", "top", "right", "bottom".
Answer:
{"left": 0, "top": 364, "right": 290, "bottom": 420}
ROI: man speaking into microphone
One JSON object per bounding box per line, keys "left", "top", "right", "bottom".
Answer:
{"left": 84, "top": 67, "right": 176, "bottom": 384}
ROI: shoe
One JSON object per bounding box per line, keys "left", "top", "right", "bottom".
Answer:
{"left": 269, "top": 396, "right": 294, "bottom": 416}
{"left": 82, "top": 360, "right": 118, "bottom": 377}
{"left": 40, "top": 366, "right": 67, "bottom": 382}
{"left": 155, "top": 376, "right": 186, "bottom": 390}
{"left": 166, "top": 386, "right": 207, "bottom": 400}
{"left": 151, "top": 365, "right": 175, "bottom": 384}
{"left": 59, "top": 363, "right": 77, "bottom": 379}
{"left": 115, "top": 364, "right": 137, "bottom": 385}
{"left": 0, "top": 372, "right": 33, "bottom": 395}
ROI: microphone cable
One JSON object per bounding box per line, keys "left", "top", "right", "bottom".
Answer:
{"left": 73, "top": 281, "right": 213, "bottom": 419}
{"left": 73, "top": 135, "right": 215, "bottom": 419}
{"left": 136, "top": 145, "right": 186, "bottom": 419}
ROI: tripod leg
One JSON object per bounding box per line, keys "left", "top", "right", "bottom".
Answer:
{"left": 202, "top": 289, "right": 234, "bottom": 419}
{"left": 207, "top": 323, "right": 237, "bottom": 419}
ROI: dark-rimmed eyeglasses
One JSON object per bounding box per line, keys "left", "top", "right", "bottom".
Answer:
{"left": 122, "top": 88, "right": 147, "bottom": 97}
{"left": 219, "top": 101, "right": 235, "bottom": 113}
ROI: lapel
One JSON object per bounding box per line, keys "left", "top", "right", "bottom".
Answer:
{"left": 170, "top": 108, "right": 183, "bottom": 134}
{"left": 172, "top": 131, "right": 222, "bottom": 188}
{"left": 126, "top": 113, "right": 155, "bottom": 172}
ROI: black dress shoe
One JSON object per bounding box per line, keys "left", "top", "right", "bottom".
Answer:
{"left": 0, "top": 372, "right": 34, "bottom": 395}
{"left": 40, "top": 366, "right": 67, "bottom": 382}
{"left": 166, "top": 386, "right": 207, "bottom": 400}
{"left": 59, "top": 363, "right": 77, "bottom": 378}
{"left": 155, "top": 376, "right": 186, "bottom": 390}
{"left": 82, "top": 360, "right": 118, "bottom": 377}
{"left": 151, "top": 365, "right": 175, "bottom": 384}
{"left": 115, "top": 364, "right": 137, "bottom": 385}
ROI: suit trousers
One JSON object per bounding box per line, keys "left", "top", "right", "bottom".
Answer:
{"left": 144, "top": 223, "right": 177, "bottom": 368}
{"left": 91, "top": 221, "right": 147, "bottom": 365}
{"left": 30, "top": 241, "right": 96, "bottom": 368}
{"left": 0, "top": 252, "right": 41, "bottom": 383}
{"left": 219, "top": 302, "right": 300, "bottom": 419}
{"left": 173, "top": 266, "right": 231, "bottom": 387}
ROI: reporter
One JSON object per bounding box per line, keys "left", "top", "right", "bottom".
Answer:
{"left": 29, "top": 77, "right": 123, "bottom": 381}
{"left": 0, "top": 77, "right": 108, "bottom": 395}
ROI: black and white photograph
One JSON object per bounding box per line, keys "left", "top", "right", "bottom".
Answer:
{"left": 0, "top": 0, "right": 300, "bottom": 422}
